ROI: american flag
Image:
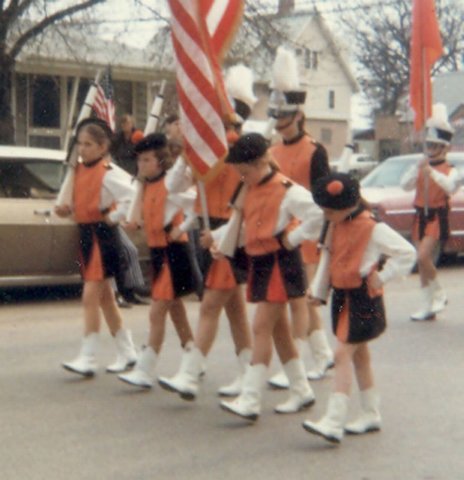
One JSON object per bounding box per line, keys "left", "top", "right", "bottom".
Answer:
{"left": 92, "top": 67, "right": 116, "bottom": 132}
{"left": 168, "top": 0, "right": 243, "bottom": 179}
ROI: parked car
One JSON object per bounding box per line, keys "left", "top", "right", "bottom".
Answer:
{"left": 330, "top": 153, "right": 378, "bottom": 178}
{"left": 360, "top": 152, "right": 464, "bottom": 261}
{"left": 0, "top": 146, "right": 149, "bottom": 288}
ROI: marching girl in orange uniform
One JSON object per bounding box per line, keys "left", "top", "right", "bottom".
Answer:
{"left": 400, "top": 114, "right": 459, "bottom": 321}
{"left": 302, "top": 173, "right": 416, "bottom": 443}
{"left": 219, "top": 133, "right": 323, "bottom": 421}
{"left": 157, "top": 143, "right": 253, "bottom": 400}
{"left": 118, "top": 133, "right": 200, "bottom": 388}
{"left": 267, "top": 47, "right": 334, "bottom": 389}
{"left": 158, "top": 65, "right": 255, "bottom": 401}
{"left": 57, "top": 118, "right": 137, "bottom": 377}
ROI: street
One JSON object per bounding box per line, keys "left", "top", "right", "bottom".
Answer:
{"left": 1, "top": 264, "right": 464, "bottom": 480}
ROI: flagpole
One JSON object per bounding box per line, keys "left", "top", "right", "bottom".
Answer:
{"left": 126, "top": 80, "right": 167, "bottom": 225}
{"left": 56, "top": 70, "right": 102, "bottom": 207}
{"left": 422, "top": 48, "right": 429, "bottom": 217}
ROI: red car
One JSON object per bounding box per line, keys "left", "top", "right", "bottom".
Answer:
{"left": 360, "top": 152, "right": 464, "bottom": 262}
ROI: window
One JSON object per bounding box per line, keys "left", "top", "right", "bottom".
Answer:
{"left": 328, "top": 90, "right": 335, "bottom": 109}
{"left": 304, "top": 49, "right": 319, "bottom": 70}
{"left": 321, "top": 128, "right": 332, "bottom": 145}
{"left": 31, "top": 76, "right": 60, "bottom": 128}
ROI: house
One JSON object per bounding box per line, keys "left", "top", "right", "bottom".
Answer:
{"left": 10, "top": 26, "right": 163, "bottom": 149}
{"left": 148, "top": 1, "right": 359, "bottom": 159}
{"left": 373, "top": 71, "right": 464, "bottom": 160}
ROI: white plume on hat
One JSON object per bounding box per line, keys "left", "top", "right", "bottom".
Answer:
{"left": 271, "top": 46, "right": 300, "bottom": 90}
{"left": 225, "top": 64, "right": 257, "bottom": 110}
{"left": 425, "top": 102, "right": 454, "bottom": 145}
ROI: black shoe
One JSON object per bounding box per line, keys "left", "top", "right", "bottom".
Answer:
{"left": 123, "top": 290, "right": 150, "bottom": 305}
{"left": 116, "top": 293, "right": 132, "bottom": 309}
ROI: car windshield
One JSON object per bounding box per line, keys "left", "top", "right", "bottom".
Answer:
{"left": 0, "top": 159, "right": 65, "bottom": 198}
{"left": 361, "top": 157, "right": 418, "bottom": 188}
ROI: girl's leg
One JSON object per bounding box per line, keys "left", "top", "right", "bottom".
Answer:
{"left": 305, "top": 263, "right": 334, "bottom": 380}
{"left": 117, "top": 298, "right": 169, "bottom": 388}
{"left": 224, "top": 286, "right": 252, "bottom": 354}
{"left": 345, "top": 342, "right": 382, "bottom": 434}
{"left": 302, "top": 340, "right": 357, "bottom": 443}
{"left": 218, "top": 286, "right": 253, "bottom": 397}
{"left": 412, "top": 237, "right": 442, "bottom": 320}
{"left": 62, "top": 280, "right": 103, "bottom": 376}
{"left": 158, "top": 289, "right": 229, "bottom": 400}
{"left": 82, "top": 280, "right": 104, "bottom": 334}
{"left": 252, "top": 302, "right": 283, "bottom": 366}
{"left": 220, "top": 302, "right": 280, "bottom": 420}
{"left": 196, "top": 288, "right": 232, "bottom": 355}
{"left": 416, "top": 236, "right": 439, "bottom": 286}
{"left": 100, "top": 279, "right": 123, "bottom": 335}
{"left": 100, "top": 279, "right": 137, "bottom": 373}
{"left": 148, "top": 300, "right": 172, "bottom": 354}
{"left": 333, "top": 341, "right": 359, "bottom": 395}
{"left": 169, "top": 298, "right": 194, "bottom": 348}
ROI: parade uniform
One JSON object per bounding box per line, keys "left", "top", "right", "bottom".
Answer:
{"left": 242, "top": 169, "right": 319, "bottom": 302}
{"left": 302, "top": 173, "right": 416, "bottom": 444}
{"left": 271, "top": 133, "right": 329, "bottom": 264}
{"left": 73, "top": 158, "right": 133, "bottom": 281}
{"left": 167, "top": 157, "right": 248, "bottom": 290}
{"left": 142, "top": 172, "right": 199, "bottom": 300}
{"left": 401, "top": 159, "right": 459, "bottom": 242}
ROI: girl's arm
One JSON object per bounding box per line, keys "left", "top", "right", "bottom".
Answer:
{"left": 430, "top": 166, "right": 461, "bottom": 194}
{"left": 370, "top": 223, "right": 417, "bottom": 284}
{"left": 279, "top": 184, "right": 323, "bottom": 248}
{"left": 165, "top": 156, "right": 194, "bottom": 193}
{"left": 102, "top": 167, "right": 135, "bottom": 224}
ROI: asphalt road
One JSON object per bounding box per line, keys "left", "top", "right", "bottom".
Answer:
{"left": 1, "top": 264, "right": 464, "bottom": 480}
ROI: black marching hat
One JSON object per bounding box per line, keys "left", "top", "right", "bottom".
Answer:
{"left": 226, "top": 132, "right": 269, "bottom": 165}
{"left": 312, "top": 173, "right": 360, "bottom": 210}
{"left": 134, "top": 133, "right": 168, "bottom": 154}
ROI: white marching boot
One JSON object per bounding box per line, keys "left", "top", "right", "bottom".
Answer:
{"left": 158, "top": 345, "right": 205, "bottom": 400}
{"left": 118, "top": 346, "right": 157, "bottom": 388}
{"left": 106, "top": 329, "right": 138, "bottom": 373}
{"left": 306, "top": 329, "right": 335, "bottom": 380}
{"left": 429, "top": 278, "right": 447, "bottom": 314}
{"left": 410, "top": 286, "right": 434, "bottom": 321}
{"left": 268, "top": 338, "right": 307, "bottom": 389}
{"left": 344, "top": 388, "right": 381, "bottom": 435}
{"left": 274, "top": 358, "right": 316, "bottom": 414}
{"left": 217, "top": 348, "right": 252, "bottom": 397}
{"left": 62, "top": 333, "right": 99, "bottom": 377}
{"left": 220, "top": 364, "right": 267, "bottom": 421}
{"left": 302, "top": 392, "right": 349, "bottom": 444}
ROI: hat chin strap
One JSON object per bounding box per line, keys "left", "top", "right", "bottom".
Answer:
{"left": 275, "top": 113, "right": 297, "bottom": 132}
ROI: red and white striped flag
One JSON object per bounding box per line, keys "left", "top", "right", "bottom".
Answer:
{"left": 168, "top": 0, "right": 243, "bottom": 179}
{"left": 93, "top": 67, "right": 116, "bottom": 132}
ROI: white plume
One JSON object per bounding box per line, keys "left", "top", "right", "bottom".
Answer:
{"left": 432, "top": 103, "right": 448, "bottom": 123}
{"left": 271, "top": 46, "right": 300, "bottom": 91}
{"left": 225, "top": 64, "right": 257, "bottom": 108}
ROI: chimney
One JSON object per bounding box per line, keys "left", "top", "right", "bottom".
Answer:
{"left": 278, "top": 0, "right": 295, "bottom": 15}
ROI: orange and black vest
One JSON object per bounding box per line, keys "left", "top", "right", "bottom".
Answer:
{"left": 414, "top": 160, "right": 453, "bottom": 209}
{"left": 73, "top": 160, "right": 110, "bottom": 224}
{"left": 330, "top": 210, "right": 376, "bottom": 289}
{"left": 143, "top": 176, "right": 187, "bottom": 248}
{"left": 270, "top": 135, "right": 318, "bottom": 190}
{"left": 194, "top": 163, "right": 241, "bottom": 220}
{"left": 243, "top": 171, "right": 293, "bottom": 256}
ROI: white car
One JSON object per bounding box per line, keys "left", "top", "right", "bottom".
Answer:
{"left": 330, "top": 153, "right": 378, "bottom": 178}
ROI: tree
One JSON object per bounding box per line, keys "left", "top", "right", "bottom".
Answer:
{"left": 335, "top": 0, "right": 464, "bottom": 116}
{"left": 0, "top": 0, "right": 105, "bottom": 144}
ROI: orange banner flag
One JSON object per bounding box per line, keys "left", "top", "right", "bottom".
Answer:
{"left": 409, "top": 0, "right": 443, "bottom": 131}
